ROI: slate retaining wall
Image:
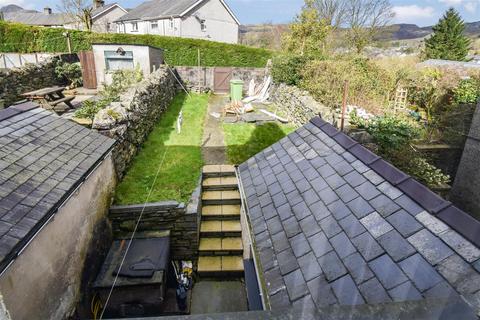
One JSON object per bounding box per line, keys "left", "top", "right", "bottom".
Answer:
{"left": 108, "top": 180, "right": 201, "bottom": 260}
{"left": 92, "top": 66, "right": 177, "bottom": 178}
{"left": 269, "top": 83, "right": 335, "bottom": 126}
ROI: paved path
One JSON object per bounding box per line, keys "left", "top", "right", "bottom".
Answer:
{"left": 202, "top": 95, "right": 228, "bottom": 165}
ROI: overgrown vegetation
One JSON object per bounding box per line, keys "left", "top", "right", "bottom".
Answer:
{"left": 74, "top": 66, "right": 143, "bottom": 120}
{"left": 0, "top": 21, "right": 272, "bottom": 67}
{"left": 115, "top": 93, "right": 208, "bottom": 204}
{"left": 223, "top": 122, "right": 297, "bottom": 164}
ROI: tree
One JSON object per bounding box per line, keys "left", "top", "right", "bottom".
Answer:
{"left": 344, "top": 0, "right": 394, "bottom": 53}
{"left": 282, "top": 0, "right": 330, "bottom": 56}
{"left": 423, "top": 8, "right": 471, "bottom": 61}
{"left": 312, "top": 0, "right": 348, "bottom": 29}
{"left": 59, "top": 0, "right": 94, "bottom": 31}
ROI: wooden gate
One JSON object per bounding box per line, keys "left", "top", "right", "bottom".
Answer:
{"left": 213, "top": 67, "right": 233, "bottom": 93}
{"left": 78, "top": 51, "right": 97, "bottom": 89}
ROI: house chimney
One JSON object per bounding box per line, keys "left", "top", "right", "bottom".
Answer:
{"left": 93, "top": 0, "right": 105, "bottom": 9}
{"left": 44, "top": 7, "right": 52, "bottom": 14}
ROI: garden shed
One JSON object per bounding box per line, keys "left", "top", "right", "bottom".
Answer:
{"left": 91, "top": 43, "right": 164, "bottom": 87}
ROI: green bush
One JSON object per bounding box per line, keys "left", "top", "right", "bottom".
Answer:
{"left": 271, "top": 54, "right": 313, "bottom": 86}
{"left": 0, "top": 21, "right": 272, "bottom": 67}
{"left": 300, "top": 56, "right": 395, "bottom": 110}
{"left": 54, "top": 61, "right": 82, "bottom": 88}
{"left": 453, "top": 78, "right": 480, "bottom": 104}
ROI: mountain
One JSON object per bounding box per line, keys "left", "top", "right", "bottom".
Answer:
{"left": 0, "top": 4, "right": 37, "bottom": 13}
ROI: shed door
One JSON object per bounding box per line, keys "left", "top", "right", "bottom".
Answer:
{"left": 214, "top": 67, "right": 233, "bottom": 93}
{"left": 78, "top": 51, "right": 97, "bottom": 89}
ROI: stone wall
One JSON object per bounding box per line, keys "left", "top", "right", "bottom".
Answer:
{"left": 174, "top": 66, "right": 267, "bottom": 92}
{"left": 92, "top": 66, "right": 177, "bottom": 178}
{"left": 269, "top": 83, "right": 335, "bottom": 126}
{"left": 0, "top": 54, "right": 78, "bottom": 107}
{"left": 108, "top": 181, "right": 201, "bottom": 260}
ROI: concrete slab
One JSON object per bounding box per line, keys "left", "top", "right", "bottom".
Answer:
{"left": 191, "top": 281, "right": 248, "bottom": 314}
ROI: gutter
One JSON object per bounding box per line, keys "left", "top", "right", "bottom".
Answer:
{"left": 235, "top": 166, "right": 268, "bottom": 310}
{"left": 0, "top": 142, "right": 117, "bottom": 277}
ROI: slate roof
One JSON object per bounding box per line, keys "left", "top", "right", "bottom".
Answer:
{"left": 92, "top": 3, "right": 124, "bottom": 19}
{"left": 0, "top": 102, "right": 115, "bottom": 273}
{"left": 238, "top": 116, "right": 480, "bottom": 315}
{"left": 3, "top": 11, "right": 73, "bottom": 26}
{"left": 115, "top": 0, "right": 199, "bottom": 22}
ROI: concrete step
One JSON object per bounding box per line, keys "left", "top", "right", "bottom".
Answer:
{"left": 202, "top": 205, "right": 241, "bottom": 221}
{"left": 199, "top": 237, "right": 243, "bottom": 256}
{"left": 200, "top": 220, "right": 242, "bottom": 237}
{"left": 197, "top": 256, "right": 244, "bottom": 277}
{"left": 202, "top": 165, "right": 236, "bottom": 178}
{"left": 202, "top": 190, "right": 241, "bottom": 205}
{"left": 202, "top": 176, "right": 238, "bottom": 191}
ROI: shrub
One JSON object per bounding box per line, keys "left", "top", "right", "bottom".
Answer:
{"left": 271, "top": 54, "right": 313, "bottom": 86}
{"left": 453, "top": 78, "right": 480, "bottom": 104}
{"left": 74, "top": 100, "right": 103, "bottom": 120}
{"left": 0, "top": 21, "right": 272, "bottom": 67}
{"left": 55, "top": 61, "right": 82, "bottom": 88}
{"left": 408, "top": 157, "right": 451, "bottom": 187}
{"left": 300, "top": 56, "right": 395, "bottom": 111}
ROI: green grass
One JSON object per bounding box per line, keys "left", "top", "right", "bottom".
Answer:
{"left": 114, "top": 93, "right": 209, "bottom": 205}
{"left": 223, "top": 122, "right": 297, "bottom": 164}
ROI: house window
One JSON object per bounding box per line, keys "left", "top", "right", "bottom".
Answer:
{"left": 131, "top": 22, "right": 138, "bottom": 32}
{"left": 105, "top": 50, "right": 134, "bottom": 71}
{"left": 151, "top": 22, "right": 158, "bottom": 30}
{"left": 169, "top": 19, "right": 174, "bottom": 28}
{"left": 200, "top": 20, "right": 206, "bottom": 32}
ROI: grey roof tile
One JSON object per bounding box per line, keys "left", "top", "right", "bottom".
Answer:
{"left": 386, "top": 209, "right": 423, "bottom": 237}
{"left": 330, "top": 232, "right": 356, "bottom": 259}
{"left": 298, "top": 252, "right": 323, "bottom": 282}
{"left": 283, "top": 216, "right": 302, "bottom": 238}
{"left": 327, "top": 200, "right": 351, "bottom": 220}
{"left": 343, "top": 170, "right": 367, "bottom": 187}
{"left": 378, "top": 230, "right": 416, "bottom": 262}
{"left": 399, "top": 253, "right": 443, "bottom": 292}
{"left": 318, "top": 188, "right": 339, "bottom": 205}
{"left": 308, "top": 232, "right": 333, "bottom": 258}
{"left": 331, "top": 275, "right": 365, "bottom": 305}
{"left": 358, "top": 277, "right": 392, "bottom": 304}
{"left": 269, "top": 289, "right": 290, "bottom": 308}
{"left": 338, "top": 214, "right": 366, "bottom": 238}
{"left": 265, "top": 267, "right": 286, "bottom": 297}
{"left": 351, "top": 231, "right": 385, "bottom": 261}
{"left": 292, "top": 201, "right": 312, "bottom": 221}
{"left": 299, "top": 215, "right": 321, "bottom": 238}
{"left": 378, "top": 181, "right": 403, "bottom": 200}
{"left": 439, "top": 230, "right": 480, "bottom": 263}
{"left": 388, "top": 282, "right": 422, "bottom": 301}
{"left": 272, "top": 231, "right": 290, "bottom": 254}
{"left": 319, "top": 215, "right": 342, "bottom": 238}
{"left": 436, "top": 255, "right": 480, "bottom": 294}
{"left": 325, "top": 174, "right": 346, "bottom": 190}
{"left": 342, "top": 252, "right": 374, "bottom": 285}
{"left": 363, "top": 169, "right": 384, "bottom": 185}
{"left": 395, "top": 194, "right": 424, "bottom": 216}
{"left": 347, "top": 197, "right": 375, "bottom": 219}
{"left": 369, "top": 254, "right": 409, "bottom": 289}
{"left": 277, "top": 248, "right": 299, "bottom": 275}
{"left": 370, "top": 194, "right": 401, "bottom": 217}
{"left": 424, "top": 281, "right": 458, "bottom": 299}
{"left": 290, "top": 233, "right": 311, "bottom": 258}
{"left": 408, "top": 229, "right": 454, "bottom": 265}
{"left": 266, "top": 216, "right": 283, "bottom": 236}
{"left": 284, "top": 269, "right": 309, "bottom": 301}
{"left": 335, "top": 184, "right": 359, "bottom": 203}
{"left": 360, "top": 212, "right": 393, "bottom": 238}
{"left": 317, "top": 251, "right": 347, "bottom": 281}
{"left": 310, "top": 200, "right": 330, "bottom": 222}
{"left": 355, "top": 181, "right": 381, "bottom": 200}
{"left": 307, "top": 276, "right": 337, "bottom": 307}
{"left": 415, "top": 211, "right": 449, "bottom": 235}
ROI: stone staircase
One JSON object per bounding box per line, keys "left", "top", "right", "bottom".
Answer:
{"left": 197, "top": 165, "right": 244, "bottom": 277}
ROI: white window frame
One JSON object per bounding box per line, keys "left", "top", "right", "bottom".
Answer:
{"left": 151, "top": 21, "right": 158, "bottom": 30}
{"left": 200, "top": 20, "right": 207, "bottom": 32}
{"left": 131, "top": 22, "right": 138, "bottom": 32}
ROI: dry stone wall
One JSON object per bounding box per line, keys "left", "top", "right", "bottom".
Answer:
{"left": 269, "top": 83, "right": 335, "bottom": 126}
{"left": 0, "top": 55, "right": 75, "bottom": 107}
{"left": 92, "top": 66, "right": 176, "bottom": 178}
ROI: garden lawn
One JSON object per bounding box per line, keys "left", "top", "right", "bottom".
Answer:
{"left": 223, "top": 122, "right": 297, "bottom": 164}
{"left": 114, "top": 93, "right": 209, "bottom": 205}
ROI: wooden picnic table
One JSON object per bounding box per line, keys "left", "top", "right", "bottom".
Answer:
{"left": 22, "top": 86, "right": 75, "bottom": 111}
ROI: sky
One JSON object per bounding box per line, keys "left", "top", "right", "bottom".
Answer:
{"left": 3, "top": 0, "right": 480, "bottom": 27}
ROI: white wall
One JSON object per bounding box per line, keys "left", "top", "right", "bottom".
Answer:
{"left": 93, "top": 6, "right": 127, "bottom": 33}
{"left": 0, "top": 155, "right": 116, "bottom": 320}
{"left": 115, "top": 0, "right": 239, "bottom": 43}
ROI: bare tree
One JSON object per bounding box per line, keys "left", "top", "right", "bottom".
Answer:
{"left": 344, "top": 0, "right": 394, "bottom": 53}
{"left": 312, "top": 0, "right": 348, "bottom": 28}
{"left": 59, "top": 0, "right": 94, "bottom": 31}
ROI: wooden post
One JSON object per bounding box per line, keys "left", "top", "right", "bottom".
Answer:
{"left": 340, "top": 80, "right": 349, "bottom": 131}
{"left": 65, "top": 32, "right": 72, "bottom": 54}
{"left": 198, "top": 48, "right": 201, "bottom": 89}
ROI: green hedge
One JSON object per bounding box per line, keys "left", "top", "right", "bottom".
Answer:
{"left": 0, "top": 21, "right": 272, "bottom": 67}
